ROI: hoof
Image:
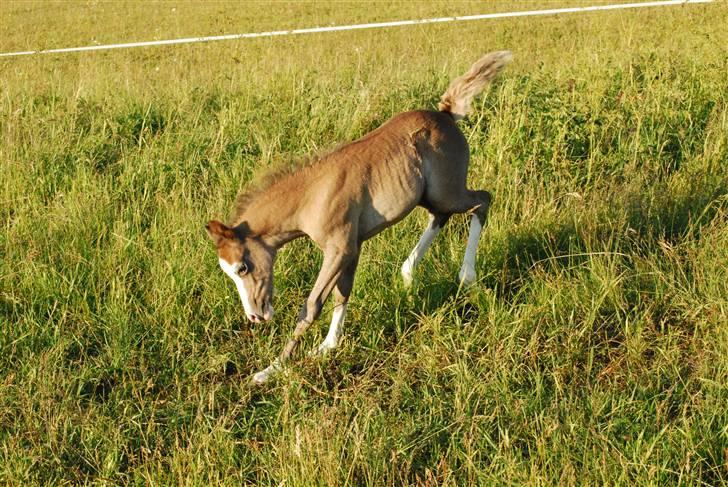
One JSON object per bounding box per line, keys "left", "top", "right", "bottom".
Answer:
{"left": 458, "top": 265, "right": 477, "bottom": 287}
{"left": 251, "top": 372, "right": 268, "bottom": 385}
{"left": 251, "top": 361, "right": 281, "bottom": 384}
{"left": 310, "top": 340, "right": 337, "bottom": 357}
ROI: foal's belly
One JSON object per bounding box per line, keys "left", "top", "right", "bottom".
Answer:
{"left": 358, "top": 161, "right": 425, "bottom": 241}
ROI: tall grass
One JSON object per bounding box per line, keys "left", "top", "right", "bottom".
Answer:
{"left": 1, "top": 1, "right": 727, "bottom": 484}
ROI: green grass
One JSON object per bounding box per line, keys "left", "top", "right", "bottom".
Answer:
{"left": 1, "top": 1, "right": 727, "bottom": 484}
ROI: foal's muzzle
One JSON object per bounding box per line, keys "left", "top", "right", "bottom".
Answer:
{"left": 247, "top": 305, "right": 273, "bottom": 323}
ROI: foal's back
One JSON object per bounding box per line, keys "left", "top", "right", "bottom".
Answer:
{"left": 308, "top": 110, "right": 469, "bottom": 242}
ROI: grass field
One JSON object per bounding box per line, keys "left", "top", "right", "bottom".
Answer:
{"left": 2, "top": 1, "right": 727, "bottom": 484}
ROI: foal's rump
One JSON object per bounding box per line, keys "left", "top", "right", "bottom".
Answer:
{"left": 350, "top": 109, "right": 473, "bottom": 235}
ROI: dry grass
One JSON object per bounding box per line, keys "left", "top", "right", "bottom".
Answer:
{"left": 1, "top": 1, "right": 727, "bottom": 484}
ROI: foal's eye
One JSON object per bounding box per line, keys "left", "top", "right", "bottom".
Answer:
{"left": 237, "top": 262, "right": 248, "bottom": 276}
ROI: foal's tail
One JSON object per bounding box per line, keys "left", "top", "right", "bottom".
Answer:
{"left": 438, "top": 50, "right": 512, "bottom": 121}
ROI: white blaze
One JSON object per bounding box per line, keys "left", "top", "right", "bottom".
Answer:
{"left": 218, "top": 258, "right": 255, "bottom": 316}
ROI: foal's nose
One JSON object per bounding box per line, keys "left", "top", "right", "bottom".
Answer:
{"left": 247, "top": 313, "right": 263, "bottom": 323}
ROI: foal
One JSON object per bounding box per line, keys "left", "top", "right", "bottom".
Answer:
{"left": 207, "top": 51, "right": 512, "bottom": 384}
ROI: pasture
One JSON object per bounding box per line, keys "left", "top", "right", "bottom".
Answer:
{"left": 1, "top": 1, "right": 727, "bottom": 484}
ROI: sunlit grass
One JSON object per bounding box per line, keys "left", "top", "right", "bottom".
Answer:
{"left": 1, "top": 1, "right": 727, "bottom": 484}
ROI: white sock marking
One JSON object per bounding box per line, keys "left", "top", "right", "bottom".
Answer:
{"left": 459, "top": 215, "right": 482, "bottom": 286}
{"left": 401, "top": 217, "right": 441, "bottom": 286}
{"left": 252, "top": 358, "right": 282, "bottom": 384}
{"left": 312, "top": 303, "right": 347, "bottom": 356}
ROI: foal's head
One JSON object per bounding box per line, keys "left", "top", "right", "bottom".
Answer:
{"left": 206, "top": 220, "right": 275, "bottom": 323}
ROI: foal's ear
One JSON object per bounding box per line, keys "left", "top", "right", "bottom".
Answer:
{"left": 205, "top": 220, "right": 236, "bottom": 245}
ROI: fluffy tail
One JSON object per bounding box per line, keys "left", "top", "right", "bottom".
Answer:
{"left": 438, "top": 50, "right": 512, "bottom": 121}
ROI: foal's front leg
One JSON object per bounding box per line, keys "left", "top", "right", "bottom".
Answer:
{"left": 312, "top": 255, "right": 359, "bottom": 356}
{"left": 252, "top": 244, "right": 358, "bottom": 384}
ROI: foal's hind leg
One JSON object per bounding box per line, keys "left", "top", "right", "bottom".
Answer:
{"left": 429, "top": 189, "right": 491, "bottom": 286}
{"left": 401, "top": 212, "right": 449, "bottom": 287}
{"left": 456, "top": 190, "right": 491, "bottom": 286}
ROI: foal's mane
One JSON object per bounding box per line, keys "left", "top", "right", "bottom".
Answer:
{"left": 229, "top": 148, "right": 336, "bottom": 225}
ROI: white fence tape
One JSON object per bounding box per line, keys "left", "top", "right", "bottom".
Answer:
{"left": 0, "top": 0, "right": 714, "bottom": 58}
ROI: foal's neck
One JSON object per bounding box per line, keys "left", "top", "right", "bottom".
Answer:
{"left": 235, "top": 183, "right": 306, "bottom": 248}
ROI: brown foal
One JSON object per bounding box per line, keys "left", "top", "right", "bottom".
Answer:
{"left": 206, "top": 51, "right": 512, "bottom": 383}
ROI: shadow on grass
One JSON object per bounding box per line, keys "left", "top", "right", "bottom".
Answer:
{"left": 326, "top": 177, "right": 727, "bottom": 485}
{"left": 489, "top": 178, "right": 726, "bottom": 300}
{"left": 339, "top": 176, "right": 727, "bottom": 387}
